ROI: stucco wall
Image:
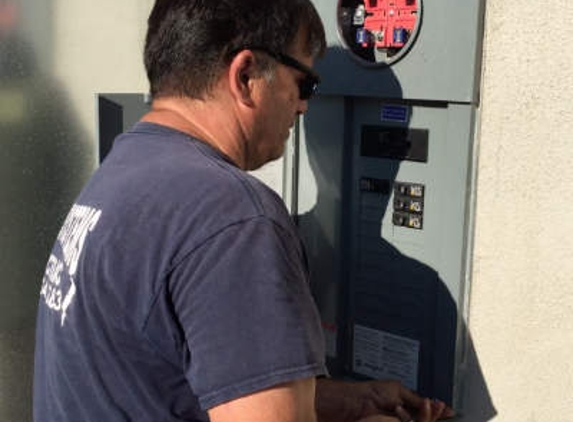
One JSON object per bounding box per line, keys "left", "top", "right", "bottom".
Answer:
{"left": 469, "top": 0, "right": 573, "bottom": 420}
{"left": 0, "top": 2, "right": 154, "bottom": 420}
{"left": 53, "top": 0, "right": 154, "bottom": 146}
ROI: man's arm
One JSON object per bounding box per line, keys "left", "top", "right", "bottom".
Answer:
{"left": 208, "top": 378, "right": 318, "bottom": 422}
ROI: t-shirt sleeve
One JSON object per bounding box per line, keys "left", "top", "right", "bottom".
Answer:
{"left": 168, "top": 216, "right": 327, "bottom": 410}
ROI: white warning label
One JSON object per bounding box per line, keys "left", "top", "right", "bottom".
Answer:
{"left": 353, "top": 325, "right": 420, "bottom": 390}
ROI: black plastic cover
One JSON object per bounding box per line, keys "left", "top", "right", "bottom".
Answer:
{"left": 361, "top": 126, "right": 429, "bottom": 162}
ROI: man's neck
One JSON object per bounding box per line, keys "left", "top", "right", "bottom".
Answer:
{"left": 140, "top": 96, "right": 249, "bottom": 169}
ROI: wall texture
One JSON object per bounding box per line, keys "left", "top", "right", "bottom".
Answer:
{"left": 53, "top": 0, "right": 154, "bottom": 143}
{"left": 469, "top": 0, "right": 573, "bottom": 420}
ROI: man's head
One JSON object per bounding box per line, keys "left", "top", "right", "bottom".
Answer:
{"left": 144, "top": 0, "right": 326, "bottom": 100}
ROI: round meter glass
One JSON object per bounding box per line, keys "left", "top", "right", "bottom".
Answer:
{"left": 337, "top": 0, "right": 422, "bottom": 66}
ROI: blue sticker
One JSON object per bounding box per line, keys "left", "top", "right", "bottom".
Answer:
{"left": 381, "top": 105, "right": 409, "bottom": 123}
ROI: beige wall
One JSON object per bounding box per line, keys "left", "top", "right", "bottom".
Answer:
{"left": 469, "top": 0, "right": 573, "bottom": 420}
{"left": 0, "top": 2, "right": 155, "bottom": 420}
{"left": 53, "top": 0, "right": 154, "bottom": 155}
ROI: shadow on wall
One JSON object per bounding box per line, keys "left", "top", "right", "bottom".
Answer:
{"left": 296, "top": 47, "right": 496, "bottom": 421}
{"left": 0, "top": 1, "right": 93, "bottom": 420}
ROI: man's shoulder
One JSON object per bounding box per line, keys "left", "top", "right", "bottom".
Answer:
{"left": 95, "top": 125, "right": 293, "bottom": 233}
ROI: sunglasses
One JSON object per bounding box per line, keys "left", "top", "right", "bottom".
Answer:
{"left": 240, "top": 47, "right": 321, "bottom": 100}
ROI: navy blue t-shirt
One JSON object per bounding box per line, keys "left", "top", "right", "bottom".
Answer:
{"left": 33, "top": 122, "right": 327, "bottom": 422}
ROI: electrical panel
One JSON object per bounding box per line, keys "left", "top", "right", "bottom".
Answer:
{"left": 290, "top": 0, "right": 486, "bottom": 407}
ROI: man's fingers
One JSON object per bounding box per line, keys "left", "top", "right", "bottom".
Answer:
{"left": 432, "top": 400, "right": 456, "bottom": 419}
{"left": 399, "top": 386, "right": 455, "bottom": 421}
{"left": 397, "top": 398, "right": 433, "bottom": 422}
{"left": 395, "top": 405, "right": 414, "bottom": 422}
{"left": 399, "top": 386, "right": 425, "bottom": 409}
{"left": 400, "top": 398, "right": 455, "bottom": 422}
{"left": 430, "top": 400, "right": 445, "bottom": 420}
{"left": 419, "top": 398, "right": 433, "bottom": 422}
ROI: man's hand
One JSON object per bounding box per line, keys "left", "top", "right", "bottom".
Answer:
{"left": 315, "top": 378, "right": 455, "bottom": 422}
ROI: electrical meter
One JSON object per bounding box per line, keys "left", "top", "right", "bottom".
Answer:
{"left": 338, "top": 0, "right": 422, "bottom": 65}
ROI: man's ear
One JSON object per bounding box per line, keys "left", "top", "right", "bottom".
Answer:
{"left": 228, "top": 50, "right": 259, "bottom": 108}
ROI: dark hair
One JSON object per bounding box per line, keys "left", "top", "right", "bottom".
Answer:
{"left": 144, "top": 0, "right": 326, "bottom": 99}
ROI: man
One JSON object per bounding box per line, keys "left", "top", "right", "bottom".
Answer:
{"left": 34, "top": 1, "right": 453, "bottom": 421}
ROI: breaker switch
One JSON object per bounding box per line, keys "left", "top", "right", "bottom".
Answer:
{"left": 394, "top": 197, "right": 423, "bottom": 213}
{"left": 393, "top": 182, "right": 425, "bottom": 230}
{"left": 393, "top": 212, "right": 406, "bottom": 226}
{"left": 393, "top": 211, "right": 423, "bottom": 230}
{"left": 408, "top": 214, "right": 423, "bottom": 229}
{"left": 395, "top": 182, "right": 424, "bottom": 198}
{"left": 409, "top": 200, "right": 423, "bottom": 213}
